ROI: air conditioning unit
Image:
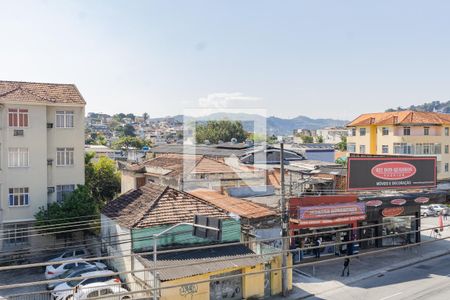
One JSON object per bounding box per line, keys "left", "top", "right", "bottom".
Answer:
{"left": 47, "top": 187, "right": 55, "bottom": 193}
{"left": 47, "top": 159, "right": 53, "bottom": 166}
{"left": 13, "top": 129, "right": 24, "bottom": 136}
{"left": 47, "top": 123, "right": 53, "bottom": 129}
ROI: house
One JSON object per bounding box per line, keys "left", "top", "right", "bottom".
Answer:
{"left": 316, "top": 127, "right": 348, "bottom": 144}
{"left": 100, "top": 183, "right": 291, "bottom": 299}
{"left": 120, "top": 153, "right": 266, "bottom": 193}
{"left": 0, "top": 80, "right": 85, "bottom": 251}
{"left": 347, "top": 110, "right": 450, "bottom": 180}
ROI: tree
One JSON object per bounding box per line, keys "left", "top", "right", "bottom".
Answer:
{"left": 112, "top": 136, "right": 150, "bottom": 150}
{"left": 34, "top": 185, "right": 99, "bottom": 240}
{"left": 123, "top": 124, "right": 136, "bottom": 137}
{"left": 195, "top": 120, "right": 247, "bottom": 144}
{"left": 126, "top": 113, "right": 136, "bottom": 121}
{"left": 85, "top": 154, "right": 121, "bottom": 204}
{"left": 143, "top": 112, "right": 149, "bottom": 122}
{"left": 337, "top": 136, "right": 347, "bottom": 151}
{"left": 316, "top": 135, "right": 324, "bottom": 143}
{"left": 300, "top": 135, "right": 314, "bottom": 143}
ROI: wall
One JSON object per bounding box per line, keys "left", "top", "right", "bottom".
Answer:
{"left": 131, "top": 219, "right": 241, "bottom": 252}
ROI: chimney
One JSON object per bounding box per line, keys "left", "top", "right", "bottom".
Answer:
{"left": 393, "top": 116, "right": 398, "bottom": 124}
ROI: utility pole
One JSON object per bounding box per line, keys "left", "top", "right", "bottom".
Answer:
{"left": 280, "top": 142, "right": 289, "bottom": 296}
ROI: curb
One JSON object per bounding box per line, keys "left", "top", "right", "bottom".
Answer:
{"left": 293, "top": 249, "right": 450, "bottom": 300}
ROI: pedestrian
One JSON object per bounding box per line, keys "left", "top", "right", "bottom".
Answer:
{"left": 315, "top": 237, "right": 322, "bottom": 259}
{"left": 341, "top": 258, "right": 350, "bottom": 277}
{"left": 444, "top": 208, "right": 449, "bottom": 221}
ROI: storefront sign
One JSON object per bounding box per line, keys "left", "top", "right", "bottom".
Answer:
{"left": 295, "top": 215, "right": 366, "bottom": 226}
{"left": 382, "top": 207, "right": 404, "bottom": 217}
{"left": 390, "top": 199, "right": 406, "bottom": 206}
{"left": 347, "top": 157, "right": 436, "bottom": 191}
{"left": 415, "top": 197, "right": 430, "bottom": 204}
{"left": 365, "top": 200, "right": 383, "bottom": 207}
{"left": 298, "top": 202, "right": 365, "bottom": 220}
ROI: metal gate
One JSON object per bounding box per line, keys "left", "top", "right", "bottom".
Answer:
{"left": 264, "top": 263, "right": 271, "bottom": 297}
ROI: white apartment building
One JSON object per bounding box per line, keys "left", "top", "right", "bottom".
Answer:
{"left": 0, "top": 81, "right": 86, "bottom": 250}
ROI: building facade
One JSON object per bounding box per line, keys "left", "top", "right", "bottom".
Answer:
{"left": 0, "top": 81, "right": 86, "bottom": 250}
{"left": 347, "top": 110, "right": 450, "bottom": 180}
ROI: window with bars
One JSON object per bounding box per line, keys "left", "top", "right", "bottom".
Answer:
{"left": 3, "top": 223, "right": 29, "bottom": 245}
{"left": 359, "top": 128, "right": 366, "bottom": 136}
{"left": 382, "top": 127, "right": 389, "bottom": 136}
{"left": 8, "top": 108, "right": 28, "bottom": 127}
{"left": 56, "top": 111, "right": 74, "bottom": 128}
{"left": 382, "top": 145, "right": 389, "bottom": 153}
{"left": 347, "top": 143, "right": 356, "bottom": 153}
{"left": 56, "top": 185, "right": 75, "bottom": 203}
{"left": 424, "top": 127, "right": 430, "bottom": 136}
{"left": 8, "top": 187, "right": 29, "bottom": 206}
{"left": 403, "top": 127, "right": 411, "bottom": 136}
{"left": 8, "top": 148, "right": 29, "bottom": 167}
{"left": 56, "top": 148, "right": 74, "bottom": 166}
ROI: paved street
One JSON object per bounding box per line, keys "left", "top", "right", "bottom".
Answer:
{"left": 311, "top": 253, "right": 450, "bottom": 300}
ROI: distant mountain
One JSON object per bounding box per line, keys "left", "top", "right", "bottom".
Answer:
{"left": 386, "top": 100, "right": 450, "bottom": 113}
{"left": 149, "top": 113, "right": 348, "bottom": 135}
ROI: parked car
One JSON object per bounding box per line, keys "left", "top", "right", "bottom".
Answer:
{"left": 51, "top": 270, "right": 121, "bottom": 300}
{"left": 49, "top": 249, "right": 89, "bottom": 262}
{"left": 47, "top": 264, "right": 107, "bottom": 290}
{"left": 421, "top": 205, "right": 438, "bottom": 217}
{"left": 58, "top": 282, "right": 131, "bottom": 300}
{"left": 429, "top": 204, "right": 447, "bottom": 214}
{"left": 45, "top": 258, "right": 107, "bottom": 280}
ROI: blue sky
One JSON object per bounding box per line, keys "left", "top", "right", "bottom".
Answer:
{"left": 1, "top": 0, "right": 450, "bottom": 120}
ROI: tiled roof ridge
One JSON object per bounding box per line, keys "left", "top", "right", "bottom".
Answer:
{"left": 179, "top": 188, "right": 229, "bottom": 215}
{"left": 0, "top": 79, "right": 77, "bottom": 86}
{"left": 130, "top": 184, "right": 170, "bottom": 228}
{"left": 20, "top": 86, "right": 56, "bottom": 103}
{"left": 0, "top": 85, "right": 21, "bottom": 98}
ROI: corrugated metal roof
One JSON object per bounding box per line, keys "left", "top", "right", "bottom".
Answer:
{"left": 140, "top": 244, "right": 263, "bottom": 281}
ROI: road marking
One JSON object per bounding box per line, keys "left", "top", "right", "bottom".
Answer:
{"left": 379, "top": 292, "right": 403, "bottom": 300}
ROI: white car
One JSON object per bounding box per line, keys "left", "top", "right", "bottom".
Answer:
{"left": 49, "top": 249, "right": 89, "bottom": 262}
{"left": 45, "top": 258, "right": 107, "bottom": 280}
{"left": 62, "top": 281, "right": 131, "bottom": 300}
{"left": 428, "top": 204, "right": 447, "bottom": 214}
{"left": 51, "top": 270, "right": 121, "bottom": 300}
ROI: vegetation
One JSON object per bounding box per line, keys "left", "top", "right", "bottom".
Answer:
{"left": 336, "top": 136, "right": 347, "bottom": 151}
{"left": 316, "top": 135, "right": 324, "bottom": 143}
{"left": 85, "top": 132, "right": 107, "bottom": 145}
{"left": 335, "top": 157, "right": 347, "bottom": 166}
{"left": 85, "top": 153, "right": 121, "bottom": 204}
{"left": 195, "top": 120, "right": 247, "bottom": 144}
{"left": 112, "top": 136, "right": 150, "bottom": 150}
{"left": 300, "top": 135, "right": 314, "bottom": 143}
{"left": 386, "top": 100, "right": 450, "bottom": 113}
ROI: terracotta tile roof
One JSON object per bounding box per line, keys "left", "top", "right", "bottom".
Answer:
{"left": 141, "top": 244, "right": 263, "bottom": 281}
{"left": 347, "top": 110, "right": 450, "bottom": 127}
{"left": 0, "top": 80, "right": 85, "bottom": 105}
{"left": 125, "top": 154, "right": 243, "bottom": 177}
{"left": 102, "top": 183, "right": 229, "bottom": 228}
{"left": 189, "top": 189, "right": 276, "bottom": 219}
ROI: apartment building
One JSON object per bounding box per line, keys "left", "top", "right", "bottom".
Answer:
{"left": 347, "top": 110, "right": 450, "bottom": 180}
{"left": 0, "top": 81, "right": 86, "bottom": 250}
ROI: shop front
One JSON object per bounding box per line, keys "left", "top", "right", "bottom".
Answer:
{"left": 289, "top": 195, "right": 366, "bottom": 261}
{"left": 358, "top": 194, "right": 424, "bottom": 248}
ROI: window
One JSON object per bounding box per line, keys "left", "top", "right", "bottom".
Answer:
{"left": 403, "top": 127, "right": 411, "bottom": 136}
{"left": 359, "top": 145, "right": 366, "bottom": 154}
{"left": 424, "top": 127, "right": 430, "bottom": 136}
{"left": 382, "top": 145, "right": 389, "bottom": 154}
{"left": 446, "top": 127, "right": 449, "bottom": 136}
{"left": 446, "top": 163, "right": 449, "bottom": 173}
{"left": 351, "top": 128, "right": 356, "bottom": 136}
{"left": 382, "top": 127, "right": 389, "bottom": 136}
{"left": 445, "top": 145, "right": 449, "bottom": 154}
{"left": 347, "top": 143, "right": 356, "bottom": 153}
{"left": 8, "top": 108, "right": 28, "bottom": 127}
{"left": 423, "top": 143, "right": 431, "bottom": 154}
{"left": 8, "top": 188, "right": 29, "bottom": 206}
{"left": 87, "top": 291, "right": 99, "bottom": 298}
{"left": 56, "top": 111, "right": 74, "bottom": 128}
{"left": 394, "top": 143, "right": 412, "bottom": 154}
{"left": 56, "top": 148, "right": 74, "bottom": 166}
{"left": 8, "top": 148, "right": 29, "bottom": 167}
{"left": 56, "top": 185, "right": 75, "bottom": 203}
{"left": 359, "top": 128, "right": 366, "bottom": 136}
{"left": 3, "top": 223, "right": 29, "bottom": 245}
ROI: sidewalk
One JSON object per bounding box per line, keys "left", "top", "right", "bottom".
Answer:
{"left": 272, "top": 216, "right": 450, "bottom": 299}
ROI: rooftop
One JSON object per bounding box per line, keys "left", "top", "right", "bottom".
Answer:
{"left": 189, "top": 189, "right": 277, "bottom": 219}
{"left": 0, "top": 80, "right": 85, "bottom": 105}
{"left": 101, "top": 183, "right": 229, "bottom": 228}
{"left": 347, "top": 110, "right": 450, "bottom": 127}
{"left": 140, "top": 244, "right": 263, "bottom": 281}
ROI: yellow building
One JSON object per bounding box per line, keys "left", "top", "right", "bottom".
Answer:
{"left": 347, "top": 110, "right": 450, "bottom": 180}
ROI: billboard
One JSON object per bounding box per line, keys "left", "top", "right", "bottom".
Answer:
{"left": 347, "top": 157, "right": 436, "bottom": 191}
